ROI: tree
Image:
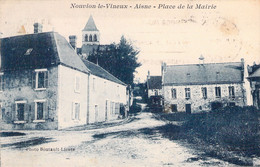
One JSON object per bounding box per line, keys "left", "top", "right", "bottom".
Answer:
{"left": 87, "top": 36, "right": 141, "bottom": 85}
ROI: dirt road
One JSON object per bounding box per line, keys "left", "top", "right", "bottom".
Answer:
{"left": 1, "top": 112, "right": 233, "bottom": 167}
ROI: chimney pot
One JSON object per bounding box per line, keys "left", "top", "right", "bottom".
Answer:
{"left": 33, "top": 23, "right": 43, "bottom": 33}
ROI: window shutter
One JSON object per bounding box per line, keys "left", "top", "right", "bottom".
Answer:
{"left": 30, "top": 102, "right": 35, "bottom": 121}
{"left": 32, "top": 72, "right": 36, "bottom": 89}
{"left": 71, "top": 102, "right": 75, "bottom": 120}
{"left": 12, "top": 103, "right": 16, "bottom": 121}
{"left": 44, "top": 71, "right": 49, "bottom": 88}
{"left": 44, "top": 101, "right": 48, "bottom": 120}
{"left": 24, "top": 103, "right": 30, "bottom": 121}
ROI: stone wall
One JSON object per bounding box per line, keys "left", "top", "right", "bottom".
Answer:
{"left": 0, "top": 67, "right": 59, "bottom": 130}
{"left": 163, "top": 83, "right": 246, "bottom": 113}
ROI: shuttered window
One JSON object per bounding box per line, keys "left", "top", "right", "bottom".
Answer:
{"left": 228, "top": 86, "right": 235, "bottom": 98}
{"left": 33, "top": 69, "right": 48, "bottom": 90}
{"left": 201, "top": 87, "right": 207, "bottom": 99}
{"left": 215, "top": 87, "right": 221, "bottom": 98}
{"left": 72, "top": 102, "right": 80, "bottom": 120}
{"left": 34, "top": 100, "right": 47, "bottom": 122}
{"left": 171, "top": 88, "right": 177, "bottom": 99}
{"left": 185, "top": 88, "right": 191, "bottom": 99}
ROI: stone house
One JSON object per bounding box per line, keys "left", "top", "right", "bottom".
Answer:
{"left": 0, "top": 24, "right": 127, "bottom": 130}
{"left": 146, "top": 71, "right": 162, "bottom": 106}
{"left": 162, "top": 59, "right": 247, "bottom": 113}
{"left": 247, "top": 64, "right": 260, "bottom": 109}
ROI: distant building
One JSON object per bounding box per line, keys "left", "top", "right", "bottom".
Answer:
{"left": 0, "top": 23, "right": 127, "bottom": 130}
{"left": 146, "top": 71, "right": 162, "bottom": 106}
{"left": 162, "top": 58, "right": 247, "bottom": 113}
{"left": 247, "top": 64, "right": 260, "bottom": 109}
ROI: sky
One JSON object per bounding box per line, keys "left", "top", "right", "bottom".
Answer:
{"left": 0, "top": 0, "right": 260, "bottom": 82}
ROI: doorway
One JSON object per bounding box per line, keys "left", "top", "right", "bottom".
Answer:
{"left": 185, "top": 104, "right": 191, "bottom": 114}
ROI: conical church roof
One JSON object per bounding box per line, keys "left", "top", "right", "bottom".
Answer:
{"left": 83, "top": 15, "right": 98, "bottom": 31}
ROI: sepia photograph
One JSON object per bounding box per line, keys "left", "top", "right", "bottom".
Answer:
{"left": 0, "top": 0, "right": 260, "bottom": 166}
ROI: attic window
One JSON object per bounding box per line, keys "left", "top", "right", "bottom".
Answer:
{"left": 216, "top": 72, "right": 220, "bottom": 75}
{"left": 187, "top": 73, "right": 191, "bottom": 76}
{"left": 24, "top": 48, "right": 33, "bottom": 55}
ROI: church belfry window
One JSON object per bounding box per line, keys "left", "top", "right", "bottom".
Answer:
{"left": 85, "top": 35, "right": 88, "bottom": 41}
{"left": 89, "top": 34, "right": 92, "bottom": 42}
{"left": 94, "top": 34, "right": 97, "bottom": 41}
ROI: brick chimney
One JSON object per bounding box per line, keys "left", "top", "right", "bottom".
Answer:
{"left": 33, "top": 23, "right": 42, "bottom": 33}
{"left": 69, "top": 35, "right": 77, "bottom": 50}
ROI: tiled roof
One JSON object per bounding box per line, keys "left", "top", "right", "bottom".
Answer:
{"left": 0, "top": 32, "right": 89, "bottom": 73}
{"left": 83, "top": 15, "right": 98, "bottom": 31}
{"left": 147, "top": 76, "right": 162, "bottom": 89}
{"left": 248, "top": 68, "right": 260, "bottom": 78}
{"left": 163, "top": 62, "right": 243, "bottom": 85}
{"left": 81, "top": 59, "right": 126, "bottom": 86}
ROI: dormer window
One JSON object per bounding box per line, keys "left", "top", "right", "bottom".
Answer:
{"left": 24, "top": 48, "right": 33, "bottom": 55}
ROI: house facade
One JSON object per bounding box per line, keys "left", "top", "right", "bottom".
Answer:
{"left": 162, "top": 59, "right": 247, "bottom": 113}
{"left": 146, "top": 71, "right": 162, "bottom": 106}
{"left": 0, "top": 24, "right": 127, "bottom": 130}
{"left": 247, "top": 64, "right": 260, "bottom": 109}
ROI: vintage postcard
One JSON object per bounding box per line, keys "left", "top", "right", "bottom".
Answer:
{"left": 0, "top": 0, "right": 260, "bottom": 166}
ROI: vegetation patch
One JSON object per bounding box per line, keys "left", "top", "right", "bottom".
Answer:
{"left": 155, "top": 106, "right": 260, "bottom": 166}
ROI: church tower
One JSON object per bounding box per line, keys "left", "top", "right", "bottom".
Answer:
{"left": 82, "top": 15, "right": 100, "bottom": 46}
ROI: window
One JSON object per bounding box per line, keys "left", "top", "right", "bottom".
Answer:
{"left": 215, "top": 87, "right": 221, "bottom": 98}
{"left": 171, "top": 88, "right": 177, "bottom": 99}
{"left": 115, "top": 103, "right": 120, "bottom": 114}
{"left": 185, "top": 88, "right": 191, "bottom": 99}
{"left": 228, "top": 86, "right": 235, "bottom": 98}
{"left": 17, "top": 103, "right": 25, "bottom": 121}
{"left": 110, "top": 102, "right": 114, "bottom": 115}
{"left": 33, "top": 69, "right": 48, "bottom": 90}
{"left": 75, "top": 75, "right": 80, "bottom": 93}
{"left": 94, "top": 34, "right": 97, "bottom": 41}
{"left": 89, "top": 34, "right": 92, "bottom": 42}
{"left": 72, "top": 102, "right": 80, "bottom": 120}
{"left": 201, "top": 87, "right": 207, "bottom": 99}
{"left": 85, "top": 34, "right": 88, "bottom": 41}
{"left": 155, "top": 90, "right": 158, "bottom": 96}
{"left": 0, "top": 73, "right": 3, "bottom": 92}
{"left": 14, "top": 100, "right": 27, "bottom": 122}
{"left": 34, "top": 100, "right": 47, "bottom": 122}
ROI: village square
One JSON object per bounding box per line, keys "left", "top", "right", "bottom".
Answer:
{"left": 0, "top": 1, "right": 260, "bottom": 166}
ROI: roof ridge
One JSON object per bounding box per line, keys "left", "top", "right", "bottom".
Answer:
{"left": 166, "top": 61, "right": 241, "bottom": 67}
{"left": 1, "top": 31, "right": 56, "bottom": 39}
